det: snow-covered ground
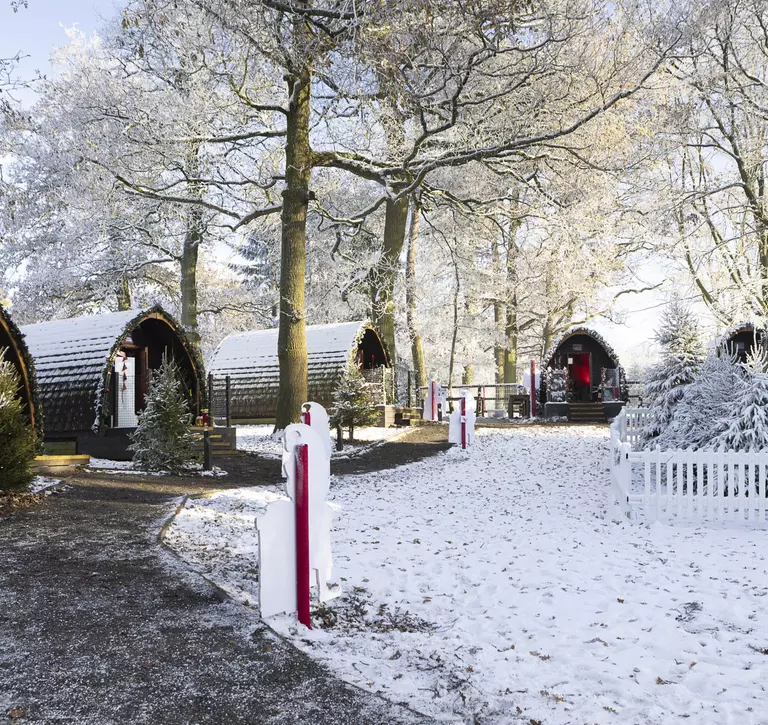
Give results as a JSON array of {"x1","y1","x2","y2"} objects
[
  {"x1": 236, "y1": 424, "x2": 408, "y2": 459},
  {"x1": 165, "y1": 426, "x2": 768, "y2": 724}
]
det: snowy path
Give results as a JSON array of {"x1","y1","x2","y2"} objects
[{"x1": 168, "y1": 426, "x2": 768, "y2": 724}]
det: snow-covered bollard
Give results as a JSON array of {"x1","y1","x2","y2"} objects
[
  {"x1": 449, "y1": 389, "x2": 476, "y2": 449},
  {"x1": 257, "y1": 423, "x2": 340, "y2": 627},
  {"x1": 300, "y1": 401, "x2": 332, "y2": 460},
  {"x1": 422, "y1": 379, "x2": 447, "y2": 421}
]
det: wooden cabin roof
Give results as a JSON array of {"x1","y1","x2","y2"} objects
[
  {"x1": 208, "y1": 321, "x2": 389, "y2": 418},
  {"x1": 543, "y1": 327, "x2": 621, "y2": 370},
  {"x1": 209, "y1": 320, "x2": 387, "y2": 381},
  {"x1": 0, "y1": 304, "x2": 39, "y2": 432},
  {"x1": 21, "y1": 307, "x2": 200, "y2": 435}
]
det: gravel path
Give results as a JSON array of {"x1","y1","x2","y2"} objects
[{"x1": 0, "y1": 426, "x2": 448, "y2": 724}]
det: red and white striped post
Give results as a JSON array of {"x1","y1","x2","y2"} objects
[
  {"x1": 431, "y1": 380, "x2": 438, "y2": 421},
  {"x1": 301, "y1": 407, "x2": 311, "y2": 426},
  {"x1": 461, "y1": 395, "x2": 467, "y2": 450},
  {"x1": 294, "y1": 443, "x2": 311, "y2": 629},
  {"x1": 530, "y1": 360, "x2": 536, "y2": 419}
]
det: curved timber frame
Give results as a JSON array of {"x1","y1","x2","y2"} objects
[{"x1": 0, "y1": 304, "x2": 39, "y2": 432}]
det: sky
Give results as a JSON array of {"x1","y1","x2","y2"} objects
[
  {"x1": 0, "y1": 0, "x2": 709, "y2": 368},
  {"x1": 1, "y1": 0, "x2": 115, "y2": 103}
]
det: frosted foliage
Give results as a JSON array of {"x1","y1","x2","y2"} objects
[
  {"x1": 655, "y1": 353, "x2": 744, "y2": 451},
  {"x1": 713, "y1": 363, "x2": 768, "y2": 451},
  {"x1": 330, "y1": 363, "x2": 377, "y2": 440},
  {"x1": 639, "y1": 302, "x2": 704, "y2": 448},
  {"x1": 128, "y1": 357, "x2": 198, "y2": 473},
  {"x1": 0, "y1": 350, "x2": 35, "y2": 490}
]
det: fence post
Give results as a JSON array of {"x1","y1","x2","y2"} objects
[
  {"x1": 203, "y1": 429, "x2": 212, "y2": 471},
  {"x1": 225, "y1": 375, "x2": 231, "y2": 428},
  {"x1": 461, "y1": 395, "x2": 467, "y2": 450},
  {"x1": 207, "y1": 372, "x2": 215, "y2": 427},
  {"x1": 295, "y1": 443, "x2": 311, "y2": 629},
  {"x1": 530, "y1": 360, "x2": 536, "y2": 418}
]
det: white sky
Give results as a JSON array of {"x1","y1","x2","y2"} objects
[{"x1": 2, "y1": 0, "x2": 713, "y2": 368}]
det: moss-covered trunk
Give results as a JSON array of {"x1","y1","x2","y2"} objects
[
  {"x1": 504, "y1": 219, "x2": 520, "y2": 385},
  {"x1": 371, "y1": 194, "x2": 409, "y2": 368},
  {"x1": 405, "y1": 196, "x2": 426, "y2": 388},
  {"x1": 116, "y1": 278, "x2": 132, "y2": 311},
  {"x1": 275, "y1": 64, "x2": 312, "y2": 430}
]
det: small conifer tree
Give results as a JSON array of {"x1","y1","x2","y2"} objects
[
  {"x1": 330, "y1": 363, "x2": 378, "y2": 442},
  {"x1": 639, "y1": 300, "x2": 704, "y2": 448},
  {"x1": 0, "y1": 350, "x2": 35, "y2": 490},
  {"x1": 129, "y1": 355, "x2": 198, "y2": 472}
]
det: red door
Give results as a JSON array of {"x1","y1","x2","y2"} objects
[{"x1": 568, "y1": 353, "x2": 591, "y2": 401}]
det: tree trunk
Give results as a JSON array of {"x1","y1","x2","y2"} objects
[
  {"x1": 275, "y1": 64, "x2": 312, "y2": 431},
  {"x1": 371, "y1": 194, "x2": 409, "y2": 369},
  {"x1": 180, "y1": 205, "x2": 202, "y2": 350},
  {"x1": 116, "y1": 278, "x2": 131, "y2": 311},
  {"x1": 491, "y1": 237, "x2": 506, "y2": 384},
  {"x1": 180, "y1": 142, "x2": 203, "y2": 351},
  {"x1": 448, "y1": 251, "x2": 460, "y2": 401},
  {"x1": 504, "y1": 220, "x2": 520, "y2": 384},
  {"x1": 405, "y1": 196, "x2": 426, "y2": 387}
]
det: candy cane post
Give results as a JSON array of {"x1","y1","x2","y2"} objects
[
  {"x1": 530, "y1": 360, "x2": 537, "y2": 418},
  {"x1": 294, "y1": 442, "x2": 311, "y2": 627},
  {"x1": 301, "y1": 401, "x2": 332, "y2": 460},
  {"x1": 422, "y1": 380, "x2": 447, "y2": 422},
  {"x1": 449, "y1": 389, "x2": 476, "y2": 449},
  {"x1": 256, "y1": 421, "x2": 340, "y2": 626}
]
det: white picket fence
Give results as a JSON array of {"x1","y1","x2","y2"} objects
[{"x1": 609, "y1": 408, "x2": 768, "y2": 523}]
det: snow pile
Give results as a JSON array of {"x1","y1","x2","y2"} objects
[
  {"x1": 166, "y1": 426, "x2": 768, "y2": 724},
  {"x1": 236, "y1": 424, "x2": 406, "y2": 459},
  {"x1": 28, "y1": 476, "x2": 62, "y2": 493}
]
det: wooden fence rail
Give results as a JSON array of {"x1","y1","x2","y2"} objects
[{"x1": 609, "y1": 408, "x2": 768, "y2": 523}]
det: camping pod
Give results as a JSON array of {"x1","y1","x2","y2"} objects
[
  {"x1": 0, "y1": 304, "x2": 39, "y2": 433},
  {"x1": 21, "y1": 307, "x2": 203, "y2": 459},
  {"x1": 719, "y1": 322, "x2": 764, "y2": 363},
  {"x1": 540, "y1": 327, "x2": 627, "y2": 422},
  {"x1": 208, "y1": 321, "x2": 391, "y2": 421}
]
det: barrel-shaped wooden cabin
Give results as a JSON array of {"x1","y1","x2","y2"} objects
[
  {"x1": 0, "y1": 304, "x2": 39, "y2": 433},
  {"x1": 720, "y1": 322, "x2": 763, "y2": 363},
  {"x1": 540, "y1": 327, "x2": 627, "y2": 421},
  {"x1": 208, "y1": 321, "x2": 391, "y2": 421},
  {"x1": 21, "y1": 307, "x2": 202, "y2": 458}
]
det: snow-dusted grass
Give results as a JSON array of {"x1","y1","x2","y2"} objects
[
  {"x1": 236, "y1": 424, "x2": 408, "y2": 459},
  {"x1": 165, "y1": 426, "x2": 768, "y2": 724},
  {"x1": 86, "y1": 458, "x2": 227, "y2": 477}
]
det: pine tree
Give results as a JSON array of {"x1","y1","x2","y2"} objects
[
  {"x1": 713, "y1": 350, "x2": 768, "y2": 451},
  {"x1": 0, "y1": 350, "x2": 36, "y2": 490},
  {"x1": 656, "y1": 351, "x2": 745, "y2": 450},
  {"x1": 330, "y1": 363, "x2": 378, "y2": 442},
  {"x1": 639, "y1": 300, "x2": 705, "y2": 448},
  {"x1": 129, "y1": 356, "x2": 198, "y2": 473}
]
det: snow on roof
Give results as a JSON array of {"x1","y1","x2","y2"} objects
[
  {"x1": 543, "y1": 326, "x2": 621, "y2": 369},
  {"x1": 209, "y1": 321, "x2": 384, "y2": 418},
  {"x1": 20, "y1": 307, "x2": 190, "y2": 435},
  {"x1": 210, "y1": 320, "x2": 369, "y2": 375}
]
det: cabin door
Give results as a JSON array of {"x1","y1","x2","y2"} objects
[
  {"x1": 567, "y1": 353, "x2": 591, "y2": 402},
  {"x1": 114, "y1": 353, "x2": 139, "y2": 428}
]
